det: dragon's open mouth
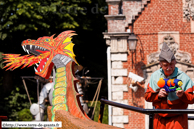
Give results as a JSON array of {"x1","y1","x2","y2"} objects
[
  {"x1": 22, "y1": 45, "x2": 49, "y2": 55},
  {"x1": 35, "y1": 55, "x2": 49, "y2": 73},
  {"x1": 22, "y1": 45, "x2": 51, "y2": 73},
  {"x1": 21, "y1": 44, "x2": 54, "y2": 79}
]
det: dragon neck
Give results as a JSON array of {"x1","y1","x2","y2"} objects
[{"x1": 51, "y1": 55, "x2": 89, "y2": 121}]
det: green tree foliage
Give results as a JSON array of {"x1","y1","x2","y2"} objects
[
  {"x1": 88, "y1": 101, "x2": 108, "y2": 124},
  {"x1": 0, "y1": 86, "x2": 33, "y2": 121},
  {"x1": 18, "y1": 109, "x2": 33, "y2": 121},
  {"x1": 0, "y1": 0, "x2": 91, "y2": 40}
]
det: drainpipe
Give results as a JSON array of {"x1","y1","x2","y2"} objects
[{"x1": 107, "y1": 47, "x2": 112, "y2": 125}]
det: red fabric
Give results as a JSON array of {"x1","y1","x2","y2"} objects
[
  {"x1": 145, "y1": 84, "x2": 161, "y2": 103},
  {"x1": 154, "y1": 114, "x2": 188, "y2": 129},
  {"x1": 179, "y1": 86, "x2": 194, "y2": 104},
  {"x1": 145, "y1": 84, "x2": 194, "y2": 129}
]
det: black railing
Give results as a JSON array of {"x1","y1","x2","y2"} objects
[{"x1": 100, "y1": 98, "x2": 194, "y2": 129}]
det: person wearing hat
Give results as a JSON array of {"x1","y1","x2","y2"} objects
[{"x1": 145, "y1": 43, "x2": 194, "y2": 129}]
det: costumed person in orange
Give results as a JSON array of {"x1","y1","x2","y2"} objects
[{"x1": 145, "y1": 43, "x2": 194, "y2": 129}]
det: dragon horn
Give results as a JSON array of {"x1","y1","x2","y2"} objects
[
  {"x1": 56, "y1": 30, "x2": 75, "y2": 38},
  {"x1": 50, "y1": 34, "x2": 55, "y2": 39}
]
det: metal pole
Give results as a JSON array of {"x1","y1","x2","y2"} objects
[
  {"x1": 22, "y1": 79, "x2": 32, "y2": 105},
  {"x1": 188, "y1": 116, "x2": 194, "y2": 120},
  {"x1": 100, "y1": 98, "x2": 194, "y2": 114},
  {"x1": 91, "y1": 79, "x2": 102, "y2": 120},
  {"x1": 100, "y1": 98, "x2": 194, "y2": 129},
  {"x1": 149, "y1": 113, "x2": 154, "y2": 129}
]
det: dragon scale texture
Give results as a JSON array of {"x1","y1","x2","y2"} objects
[{"x1": 52, "y1": 66, "x2": 68, "y2": 121}]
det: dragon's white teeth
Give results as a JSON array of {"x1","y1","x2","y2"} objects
[
  {"x1": 40, "y1": 69, "x2": 42, "y2": 71},
  {"x1": 22, "y1": 46, "x2": 26, "y2": 52},
  {"x1": 30, "y1": 45, "x2": 32, "y2": 49},
  {"x1": 34, "y1": 67, "x2": 38, "y2": 72},
  {"x1": 26, "y1": 50, "x2": 29, "y2": 54},
  {"x1": 47, "y1": 58, "x2": 49, "y2": 61},
  {"x1": 35, "y1": 63, "x2": 39, "y2": 67},
  {"x1": 34, "y1": 46, "x2": 46, "y2": 51}
]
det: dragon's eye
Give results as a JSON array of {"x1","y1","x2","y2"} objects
[
  {"x1": 45, "y1": 39, "x2": 51, "y2": 42},
  {"x1": 27, "y1": 39, "x2": 31, "y2": 41}
]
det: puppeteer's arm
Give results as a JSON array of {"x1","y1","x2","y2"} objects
[
  {"x1": 145, "y1": 83, "x2": 161, "y2": 102},
  {"x1": 179, "y1": 86, "x2": 194, "y2": 104}
]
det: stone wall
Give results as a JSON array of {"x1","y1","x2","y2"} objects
[{"x1": 104, "y1": 32, "x2": 130, "y2": 128}]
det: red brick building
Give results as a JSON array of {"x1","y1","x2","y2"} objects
[{"x1": 103, "y1": 0, "x2": 194, "y2": 128}]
